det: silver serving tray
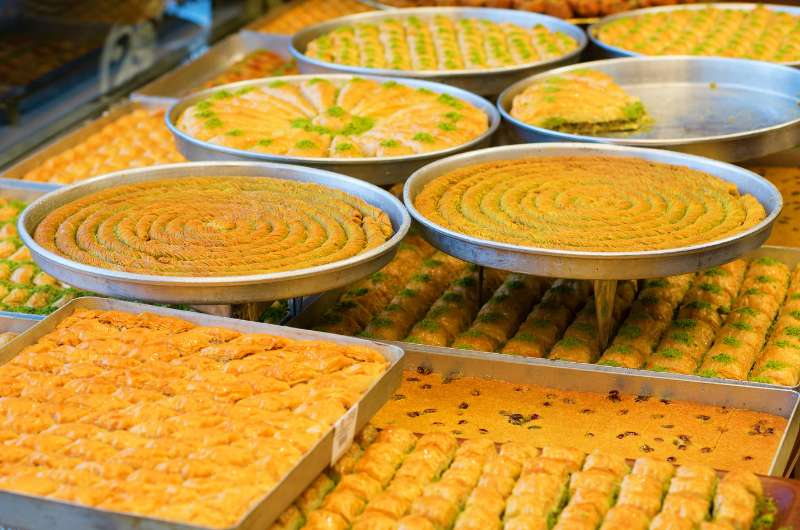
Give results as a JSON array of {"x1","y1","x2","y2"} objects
[
  {"x1": 165, "y1": 74, "x2": 500, "y2": 185},
  {"x1": 403, "y1": 143, "x2": 782, "y2": 279},
  {"x1": 588, "y1": 3, "x2": 800, "y2": 68},
  {"x1": 288, "y1": 282, "x2": 800, "y2": 476},
  {"x1": 17, "y1": 162, "x2": 411, "y2": 305},
  {"x1": 0, "y1": 99, "x2": 164, "y2": 182},
  {"x1": 133, "y1": 31, "x2": 294, "y2": 103},
  {"x1": 0, "y1": 297, "x2": 404, "y2": 530},
  {"x1": 497, "y1": 56, "x2": 800, "y2": 163},
  {"x1": 289, "y1": 7, "x2": 587, "y2": 96}
]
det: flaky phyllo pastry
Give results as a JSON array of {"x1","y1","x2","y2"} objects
[
  {"x1": 414, "y1": 156, "x2": 766, "y2": 252},
  {"x1": 0, "y1": 309, "x2": 388, "y2": 528},
  {"x1": 177, "y1": 77, "x2": 489, "y2": 159},
  {"x1": 305, "y1": 15, "x2": 578, "y2": 71},
  {"x1": 510, "y1": 70, "x2": 649, "y2": 135},
  {"x1": 33, "y1": 176, "x2": 393, "y2": 276}
]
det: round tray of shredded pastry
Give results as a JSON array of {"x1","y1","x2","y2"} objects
[
  {"x1": 404, "y1": 143, "x2": 782, "y2": 279},
  {"x1": 19, "y1": 162, "x2": 410, "y2": 304}
]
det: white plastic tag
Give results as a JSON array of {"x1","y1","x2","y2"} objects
[{"x1": 331, "y1": 403, "x2": 359, "y2": 465}]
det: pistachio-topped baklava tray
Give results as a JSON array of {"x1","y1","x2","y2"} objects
[
  {"x1": 497, "y1": 57, "x2": 800, "y2": 163},
  {"x1": 0, "y1": 297, "x2": 404, "y2": 530},
  {"x1": 290, "y1": 7, "x2": 587, "y2": 96}
]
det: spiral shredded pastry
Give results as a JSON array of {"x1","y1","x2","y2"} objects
[
  {"x1": 34, "y1": 176, "x2": 393, "y2": 276},
  {"x1": 414, "y1": 156, "x2": 766, "y2": 252},
  {"x1": 595, "y1": 6, "x2": 800, "y2": 63}
]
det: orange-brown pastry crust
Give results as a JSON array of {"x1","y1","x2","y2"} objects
[
  {"x1": 0, "y1": 308, "x2": 387, "y2": 528},
  {"x1": 372, "y1": 371, "x2": 785, "y2": 474},
  {"x1": 414, "y1": 157, "x2": 766, "y2": 252},
  {"x1": 201, "y1": 50, "x2": 298, "y2": 89},
  {"x1": 33, "y1": 176, "x2": 393, "y2": 277},
  {"x1": 20, "y1": 108, "x2": 184, "y2": 185}
]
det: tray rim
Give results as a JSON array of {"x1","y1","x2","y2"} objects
[
  {"x1": 17, "y1": 161, "x2": 410, "y2": 287},
  {"x1": 588, "y1": 2, "x2": 800, "y2": 68},
  {"x1": 402, "y1": 142, "x2": 782, "y2": 268},
  {"x1": 165, "y1": 73, "x2": 500, "y2": 166},
  {"x1": 496, "y1": 55, "x2": 800, "y2": 148},
  {"x1": 0, "y1": 296, "x2": 405, "y2": 530},
  {"x1": 288, "y1": 6, "x2": 588, "y2": 79}
]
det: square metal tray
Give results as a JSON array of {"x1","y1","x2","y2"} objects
[
  {"x1": 0, "y1": 297, "x2": 404, "y2": 530},
  {"x1": 132, "y1": 31, "x2": 294, "y2": 103}
]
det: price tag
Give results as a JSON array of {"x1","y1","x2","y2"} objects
[{"x1": 331, "y1": 403, "x2": 358, "y2": 465}]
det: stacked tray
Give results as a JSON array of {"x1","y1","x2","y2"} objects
[
  {"x1": 289, "y1": 7, "x2": 588, "y2": 96},
  {"x1": 0, "y1": 297, "x2": 404, "y2": 530},
  {"x1": 18, "y1": 161, "x2": 410, "y2": 305}
]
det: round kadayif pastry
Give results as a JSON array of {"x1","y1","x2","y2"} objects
[
  {"x1": 33, "y1": 176, "x2": 393, "y2": 276},
  {"x1": 176, "y1": 77, "x2": 489, "y2": 158},
  {"x1": 413, "y1": 156, "x2": 766, "y2": 252}
]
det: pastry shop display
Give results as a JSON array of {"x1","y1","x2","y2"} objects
[
  {"x1": 300, "y1": 234, "x2": 800, "y2": 386},
  {"x1": 33, "y1": 176, "x2": 393, "y2": 276},
  {"x1": 302, "y1": 15, "x2": 578, "y2": 71},
  {"x1": 591, "y1": 4, "x2": 800, "y2": 64},
  {"x1": 0, "y1": 307, "x2": 391, "y2": 528},
  {"x1": 173, "y1": 76, "x2": 491, "y2": 160},
  {"x1": 375, "y1": 371, "x2": 787, "y2": 473},
  {"x1": 270, "y1": 426, "x2": 780, "y2": 530},
  {"x1": 509, "y1": 69, "x2": 649, "y2": 135},
  {"x1": 0, "y1": 197, "x2": 84, "y2": 314},
  {"x1": 199, "y1": 50, "x2": 299, "y2": 90},
  {"x1": 16, "y1": 107, "x2": 184, "y2": 185},
  {"x1": 412, "y1": 156, "x2": 765, "y2": 252},
  {"x1": 250, "y1": 0, "x2": 371, "y2": 35}
]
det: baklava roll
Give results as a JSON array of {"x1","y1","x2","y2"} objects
[
  {"x1": 304, "y1": 510, "x2": 350, "y2": 530},
  {"x1": 660, "y1": 493, "x2": 711, "y2": 525},
  {"x1": 582, "y1": 451, "x2": 630, "y2": 480},
  {"x1": 569, "y1": 470, "x2": 618, "y2": 499},
  {"x1": 363, "y1": 253, "x2": 467, "y2": 340},
  {"x1": 503, "y1": 515, "x2": 549, "y2": 530},
  {"x1": 379, "y1": 19, "x2": 412, "y2": 71},
  {"x1": 549, "y1": 300, "x2": 602, "y2": 364},
  {"x1": 351, "y1": 513, "x2": 400, "y2": 530},
  {"x1": 502, "y1": 280, "x2": 590, "y2": 358},
  {"x1": 297, "y1": 473, "x2": 336, "y2": 516},
  {"x1": 457, "y1": 18, "x2": 487, "y2": 69},
  {"x1": 453, "y1": 274, "x2": 546, "y2": 352},
  {"x1": 631, "y1": 458, "x2": 674, "y2": 487},
  {"x1": 406, "y1": 16, "x2": 436, "y2": 70},
  {"x1": 503, "y1": 22, "x2": 539, "y2": 65},
  {"x1": 599, "y1": 505, "x2": 651, "y2": 530},
  {"x1": 648, "y1": 513, "x2": 696, "y2": 530},
  {"x1": 321, "y1": 489, "x2": 367, "y2": 523},
  {"x1": 616, "y1": 474, "x2": 664, "y2": 517},
  {"x1": 354, "y1": 23, "x2": 386, "y2": 70},
  {"x1": 552, "y1": 503, "x2": 603, "y2": 530},
  {"x1": 430, "y1": 15, "x2": 464, "y2": 70}
]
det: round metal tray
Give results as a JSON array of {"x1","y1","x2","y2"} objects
[
  {"x1": 289, "y1": 7, "x2": 588, "y2": 96},
  {"x1": 18, "y1": 162, "x2": 411, "y2": 305},
  {"x1": 355, "y1": 0, "x2": 600, "y2": 23},
  {"x1": 497, "y1": 57, "x2": 800, "y2": 163},
  {"x1": 166, "y1": 74, "x2": 500, "y2": 186},
  {"x1": 403, "y1": 143, "x2": 782, "y2": 280},
  {"x1": 588, "y1": 3, "x2": 800, "y2": 68}
]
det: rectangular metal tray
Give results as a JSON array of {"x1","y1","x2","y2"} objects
[
  {"x1": 0, "y1": 296, "x2": 404, "y2": 530},
  {"x1": 133, "y1": 31, "x2": 294, "y2": 103},
  {"x1": 291, "y1": 245, "x2": 800, "y2": 390},
  {"x1": 0, "y1": 98, "x2": 165, "y2": 181},
  {"x1": 0, "y1": 312, "x2": 41, "y2": 333}
]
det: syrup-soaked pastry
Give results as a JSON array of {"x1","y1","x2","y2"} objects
[
  {"x1": 502, "y1": 280, "x2": 591, "y2": 357},
  {"x1": 631, "y1": 458, "x2": 674, "y2": 487},
  {"x1": 200, "y1": 50, "x2": 298, "y2": 89},
  {"x1": 305, "y1": 15, "x2": 578, "y2": 71},
  {"x1": 510, "y1": 70, "x2": 649, "y2": 135},
  {"x1": 649, "y1": 513, "x2": 696, "y2": 530},
  {"x1": 582, "y1": 451, "x2": 630, "y2": 480},
  {"x1": 34, "y1": 177, "x2": 394, "y2": 277},
  {"x1": 406, "y1": 267, "x2": 503, "y2": 346},
  {"x1": 414, "y1": 158, "x2": 766, "y2": 252},
  {"x1": 600, "y1": 505, "x2": 651, "y2": 530},
  {"x1": 712, "y1": 471, "x2": 760, "y2": 530},
  {"x1": 699, "y1": 258, "x2": 789, "y2": 380},
  {"x1": 616, "y1": 474, "x2": 664, "y2": 518},
  {"x1": 177, "y1": 77, "x2": 489, "y2": 159},
  {"x1": 315, "y1": 235, "x2": 434, "y2": 335},
  {"x1": 453, "y1": 274, "x2": 547, "y2": 352},
  {"x1": 595, "y1": 6, "x2": 800, "y2": 63},
  {"x1": 362, "y1": 253, "x2": 467, "y2": 340},
  {"x1": 21, "y1": 108, "x2": 184, "y2": 185},
  {"x1": 0, "y1": 309, "x2": 388, "y2": 529},
  {"x1": 553, "y1": 502, "x2": 603, "y2": 530}
]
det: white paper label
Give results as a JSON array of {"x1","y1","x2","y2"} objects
[{"x1": 331, "y1": 403, "x2": 359, "y2": 465}]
